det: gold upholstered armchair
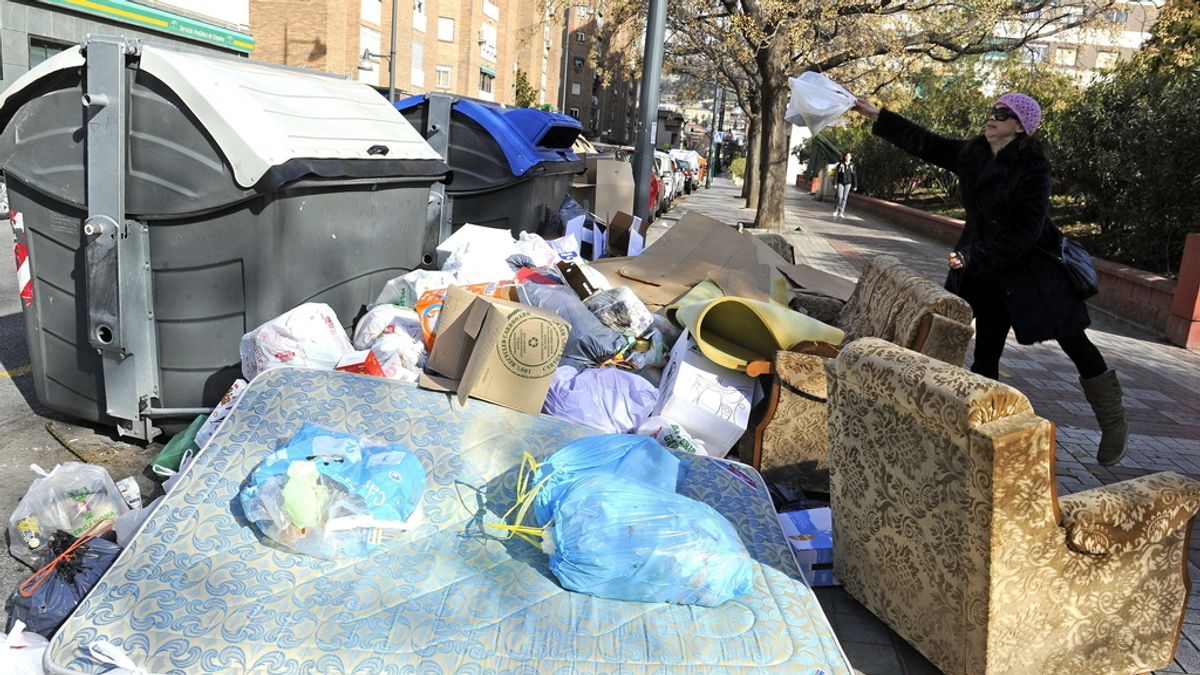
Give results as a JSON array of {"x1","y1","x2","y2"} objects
[
  {"x1": 747, "y1": 255, "x2": 974, "y2": 492},
  {"x1": 827, "y1": 338, "x2": 1200, "y2": 674}
]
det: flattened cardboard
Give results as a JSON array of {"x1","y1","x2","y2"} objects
[
  {"x1": 605, "y1": 212, "x2": 790, "y2": 308},
  {"x1": 420, "y1": 287, "x2": 570, "y2": 414},
  {"x1": 777, "y1": 263, "x2": 855, "y2": 302}
]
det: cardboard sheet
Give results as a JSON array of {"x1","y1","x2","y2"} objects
[{"x1": 594, "y1": 212, "x2": 791, "y2": 309}]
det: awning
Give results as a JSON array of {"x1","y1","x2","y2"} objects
[
  {"x1": 479, "y1": 65, "x2": 497, "y2": 77},
  {"x1": 36, "y1": 0, "x2": 255, "y2": 53}
]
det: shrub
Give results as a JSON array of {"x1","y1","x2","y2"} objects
[{"x1": 729, "y1": 156, "x2": 746, "y2": 180}]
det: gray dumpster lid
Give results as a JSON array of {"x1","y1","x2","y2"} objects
[{"x1": 0, "y1": 44, "x2": 446, "y2": 190}]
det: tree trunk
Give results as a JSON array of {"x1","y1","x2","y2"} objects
[
  {"x1": 753, "y1": 72, "x2": 789, "y2": 230},
  {"x1": 743, "y1": 116, "x2": 761, "y2": 207}
]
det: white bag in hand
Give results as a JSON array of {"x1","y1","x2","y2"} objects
[
  {"x1": 239, "y1": 303, "x2": 353, "y2": 380},
  {"x1": 785, "y1": 72, "x2": 856, "y2": 134}
]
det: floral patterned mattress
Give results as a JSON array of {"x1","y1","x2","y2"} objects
[{"x1": 46, "y1": 368, "x2": 849, "y2": 674}]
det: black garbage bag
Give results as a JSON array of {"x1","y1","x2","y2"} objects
[
  {"x1": 522, "y1": 284, "x2": 648, "y2": 370},
  {"x1": 6, "y1": 530, "x2": 121, "y2": 638}
]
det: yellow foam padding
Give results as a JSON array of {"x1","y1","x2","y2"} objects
[{"x1": 676, "y1": 297, "x2": 845, "y2": 370}]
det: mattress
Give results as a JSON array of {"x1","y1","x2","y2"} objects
[{"x1": 46, "y1": 368, "x2": 850, "y2": 673}]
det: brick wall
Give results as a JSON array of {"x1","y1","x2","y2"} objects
[{"x1": 847, "y1": 193, "x2": 1189, "y2": 342}]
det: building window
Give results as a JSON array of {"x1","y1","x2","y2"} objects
[
  {"x1": 1026, "y1": 44, "x2": 1049, "y2": 63},
  {"x1": 1055, "y1": 46, "x2": 1078, "y2": 66},
  {"x1": 572, "y1": 56, "x2": 584, "y2": 69},
  {"x1": 436, "y1": 65, "x2": 452, "y2": 88},
  {"x1": 571, "y1": 81, "x2": 581, "y2": 95},
  {"x1": 361, "y1": 0, "x2": 381, "y2": 24},
  {"x1": 568, "y1": 107, "x2": 580, "y2": 119},
  {"x1": 1095, "y1": 51, "x2": 1119, "y2": 70},
  {"x1": 483, "y1": 0, "x2": 500, "y2": 21},
  {"x1": 479, "y1": 69, "x2": 495, "y2": 93},
  {"x1": 411, "y1": 42, "x2": 424, "y2": 87},
  {"x1": 1106, "y1": 9, "x2": 1130, "y2": 23},
  {"x1": 413, "y1": 0, "x2": 426, "y2": 31},
  {"x1": 575, "y1": 31, "x2": 586, "y2": 43},
  {"x1": 356, "y1": 27, "x2": 381, "y2": 82},
  {"x1": 28, "y1": 37, "x2": 70, "y2": 69},
  {"x1": 437, "y1": 17, "x2": 455, "y2": 42}
]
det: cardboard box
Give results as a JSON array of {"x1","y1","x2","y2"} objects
[
  {"x1": 415, "y1": 280, "x2": 516, "y2": 350},
  {"x1": 777, "y1": 507, "x2": 839, "y2": 587},
  {"x1": 605, "y1": 211, "x2": 647, "y2": 258},
  {"x1": 652, "y1": 329, "x2": 759, "y2": 457},
  {"x1": 420, "y1": 285, "x2": 570, "y2": 414},
  {"x1": 571, "y1": 157, "x2": 634, "y2": 227},
  {"x1": 335, "y1": 350, "x2": 384, "y2": 377}
]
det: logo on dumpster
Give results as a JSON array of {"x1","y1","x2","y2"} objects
[{"x1": 497, "y1": 312, "x2": 566, "y2": 379}]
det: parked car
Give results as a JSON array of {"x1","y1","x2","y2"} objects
[
  {"x1": 672, "y1": 158, "x2": 688, "y2": 197},
  {"x1": 654, "y1": 151, "x2": 675, "y2": 214}
]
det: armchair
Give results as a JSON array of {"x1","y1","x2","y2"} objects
[
  {"x1": 827, "y1": 337, "x2": 1200, "y2": 674},
  {"x1": 748, "y1": 255, "x2": 974, "y2": 492}
]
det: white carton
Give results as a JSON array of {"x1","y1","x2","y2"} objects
[{"x1": 652, "y1": 329, "x2": 758, "y2": 457}]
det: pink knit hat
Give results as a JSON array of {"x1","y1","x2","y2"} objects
[{"x1": 994, "y1": 93, "x2": 1041, "y2": 135}]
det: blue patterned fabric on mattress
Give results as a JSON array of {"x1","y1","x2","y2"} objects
[{"x1": 46, "y1": 368, "x2": 849, "y2": 674}]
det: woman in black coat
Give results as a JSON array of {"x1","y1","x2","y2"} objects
[{"x1": 851, "y1": 93, "x2": 1128, "y2": 465}]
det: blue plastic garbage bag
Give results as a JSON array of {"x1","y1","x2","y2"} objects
[
  {"x1": 542, "y1": 366, "x2": 659, "y2": 434},
  {"x1": 5, "y1": 532, "x2": 120, "y2": 638},
  {"x1": 239, "y1": 424, "x2": 426, "y2": 559},
  {"x1": 522, "y1": 283, "x2": 648, "y2": 370},
  {"x1": 530, "y1": 433, "x2": 679, "y2": 526},
  {"x1": 545, "y1": 474, "x2": 755, "y2": 606}
]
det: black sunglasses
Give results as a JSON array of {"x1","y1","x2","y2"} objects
[{"x1": 987, "y1": 106, "x2": 1018, "y2": 122}]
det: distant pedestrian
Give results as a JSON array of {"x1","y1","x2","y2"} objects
[
  {"x1": 850, "y1": 93, "x2": 1128, "y2": 465},
  {"x1": 832, "y1": 152, "x2": 857, "y2": 218}
]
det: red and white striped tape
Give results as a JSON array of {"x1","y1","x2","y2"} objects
[{"x1": 10, "y1": 212, "x2": 32, "y2": 307}]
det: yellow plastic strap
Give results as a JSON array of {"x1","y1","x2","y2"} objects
[{"x1": 488, "y1": 452, "x2": 551, "y2": 546}]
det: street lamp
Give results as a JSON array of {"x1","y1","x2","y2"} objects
[{"x1": 356, "y1": 0, "x2": 399, "y2": 103}]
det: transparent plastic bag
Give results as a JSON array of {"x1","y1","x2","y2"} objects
[
  {"x1": 239, "y1": 424, "x2": 426, "y2": 559},
  {"x1": 784, "y1": 72, "x2": 856, "y2": 134},
  {"x1": 8, "y1": 464, "x2": 129, "y2": 568},
  {"x1": 583, "y1": 287, "x2": 655, "y2": 336},
  {"x1": 542, "y1": 367, "x2": 659, "y2": 435},
  {"x1": 239, "y1": 303, "x2": 353, "y2": 380},
  {"x1": 544, "y1": 474, "x2": 755, "y2": 606},
  {"x1": 530, "y1": 433, "x2": 679, "y2": 527}
]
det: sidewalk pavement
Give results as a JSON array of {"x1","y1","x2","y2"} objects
[{"x1": 655, "y1": 178, "x2": 1200, "y2": 675}]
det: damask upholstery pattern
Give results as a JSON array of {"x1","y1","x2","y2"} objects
[
  {"x1": 47, "y1": 368, "x2": 851, "y2": 674},
  {"x1": 827, "y1": 338, "x2": 1200, "y2": 674},
  {"x1": 756, "y1": 256, "x2": 974, "y2": 492}
]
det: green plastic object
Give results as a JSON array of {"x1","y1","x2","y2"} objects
[
  {"x1": 281, "y1": 461, "x2": 328, "y2": 530},
  {"x1": 151, "y1": 414, "x2": 207, "y2": 475}
]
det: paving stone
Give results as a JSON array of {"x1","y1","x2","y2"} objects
[{"x1": 840, "y1": 640, "x2": 905, "y2": 674}]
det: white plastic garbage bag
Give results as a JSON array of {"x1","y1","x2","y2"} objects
[
  {"x1": 351, "y1": 304, "x2": 426, "y2": 381},
  {"x1": 515, "y1": 232, "x2": 561, "y2": 268},
  {"x1": 785, "y1": 72, "x2": 856, "y2": 134},
  {"x1": 437, "y1": 224, "x2": 519, "y2": 283},
  {"x1": 239, "y1": 303, "x2": 353, "y2": 380},
  {"x1": 0, "y1": 620, "x2": 49, "y2": 675},
  {"x1": 353, "y1": 305, "x2": 422, "y2": 350},
  {"x1": 374, "y1": 270, "x2": 457, "y2": 308},
  {"x1": 542, "y1": 366, "x2": 660, "y2": 433},
  {"x1": 8, "y1": 463, "x2": 129, "y2": 567}
]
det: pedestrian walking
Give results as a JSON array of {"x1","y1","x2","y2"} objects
[
  {"x1": 832, "y1": 152, "x2": 857, "y2": 218},
  {"x1": 850, "y1": 93, "x2": 1128, "y2": 465}
]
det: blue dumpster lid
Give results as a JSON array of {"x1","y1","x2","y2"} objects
[{"x1": 396, "y1": 94, "x2": 582, "y2": 178}]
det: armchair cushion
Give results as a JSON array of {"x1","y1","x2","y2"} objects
[
  {"x1": 836, "y1": 256, "x2": 972, "y2": 351},
  {"x1": 775, "y1": 350, "x2": 829, "y2": 401},
  {"x1": 1060, "y1": 472, "x2": 1200, "y2": 556}
]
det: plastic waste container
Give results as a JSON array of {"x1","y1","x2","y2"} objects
[
  {"x1": 396, "y1": 93, "x2": 583, "y2": 237},
  {"x1": 0, "y1": 36, "x2": 449, "y2": 439}
]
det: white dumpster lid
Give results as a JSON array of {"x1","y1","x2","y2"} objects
[
  {"x1": 138, "y1": 45, "x2": 444, "y2": 188},
  {"x1": 0, "y1": 44, "x2": 445, "y2": 190}
]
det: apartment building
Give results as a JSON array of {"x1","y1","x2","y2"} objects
[
  {"x1": 0, "y1": 0, "x2": 254, "y2": 92},
  {"x1": 1016, "y1": 0, "x2": 1165, "y2": 84},
  {"x1": 557, "y1": 1, "x2": 636, "y2": 144},
  {"x1": 250, "y1": 0, "x2": 562, "y2": 106}
]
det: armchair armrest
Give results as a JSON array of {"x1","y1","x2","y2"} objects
[
  {"x1": 775, "y1": 350, "x2": 830, "y2": 401},
  {"x1": 1059, "y1": 471, "x2": 1200, "y2": 556}
]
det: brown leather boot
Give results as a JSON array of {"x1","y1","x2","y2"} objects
[{"x1": 1080, "y1": 370, "x2": 1128, "y2": 466}]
